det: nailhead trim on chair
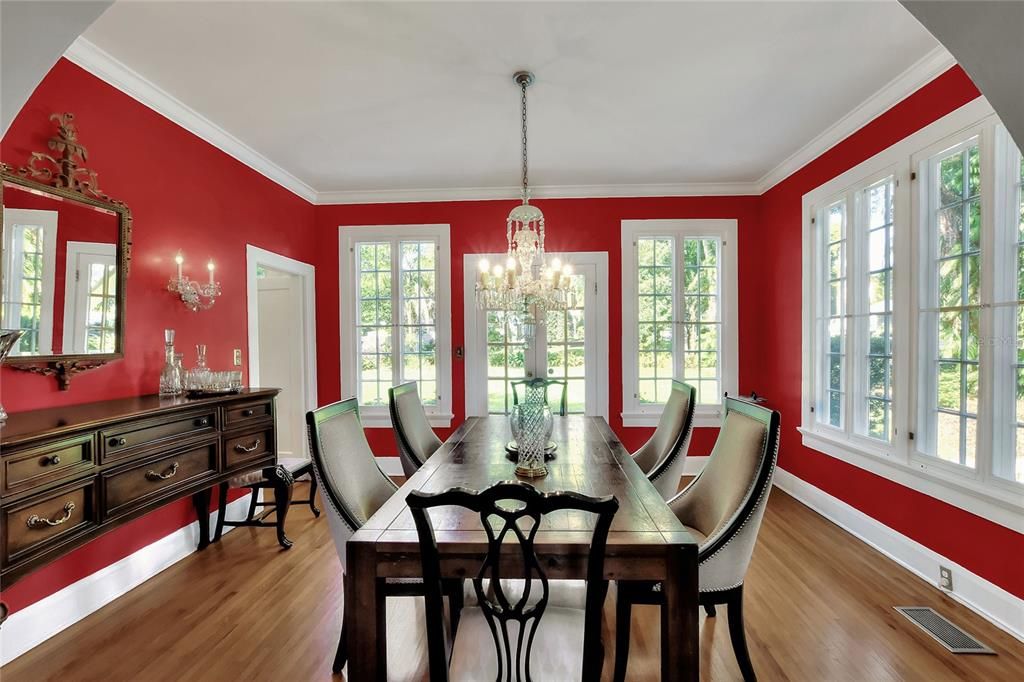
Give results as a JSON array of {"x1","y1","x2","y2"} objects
[{"x1": 698, "y1": 427, "x2": 780, "y2": 592}]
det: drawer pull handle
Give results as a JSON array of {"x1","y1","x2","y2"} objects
[
  {"x1": 234, "y1": 439, "x2": 262, "y2": 454},
  {"x1": 110, "y1": 437, "x2": 127, "y2": 447},
  {"x1": 241, "y1": 409, "x2": 255, "y2": 417},
  {"x1": 145, "y1": 462, "x2": 180, "y2": 481},
  {"x1": 26, "y1": 502, "x2": 76, "y2": 529},
  {"x1": 42, "y1": 455, "x2": 61, "y2": 466},
  {"x1": 195, "y1": 417, "x2": 210, "y2": 427}
]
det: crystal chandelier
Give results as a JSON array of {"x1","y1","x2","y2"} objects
[{"x1": 475, "y1": 71, "x2": 574, "y2": 345}]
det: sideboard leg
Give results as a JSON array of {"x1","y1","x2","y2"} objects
[
  {"x1": 212, "y1": 482, "x2": 229, "y2": 542},
  {"x1": 193, "y1": 488, "x2": 212, "y2": 550}
]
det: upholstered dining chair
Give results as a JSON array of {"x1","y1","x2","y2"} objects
[
  {"x1": 306, "y1": 398, "x2": 462, "y2": 674},
  {"x1": 408, "y1": 480, "x2": 618, "y2": 681},
  {"x1": 630, "y1": 379, "x2": 696, "y2": 499},
  {"x1": 614, "y1": 397, "x2": 781, "y2": 682},
  {"x1": 389, "y1": 381, "x2": 443, "y2": 477}
]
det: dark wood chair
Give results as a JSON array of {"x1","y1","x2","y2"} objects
[
  {"x1": 407, "y1": 480, "x2": 618, "y2": 681},
  {"x1": 614, "y1": 397, "x2": 781, "y2": 682},
  {"x1": 389, "y1": 381, "x2": 443, "y2": 477},
  {"x1": 306, "y1": 398, "x2": 463, "y2": 674},
  {"x1": 511, "y1": 377, "x2": 569, "y2": 416},
  {"x1": 212, "y1": 456, "x2": 319, "y2": 550}
]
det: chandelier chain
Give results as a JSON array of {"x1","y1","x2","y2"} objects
[{"x1": 521, "y1": 79, "x2": 528, "y2": 193}]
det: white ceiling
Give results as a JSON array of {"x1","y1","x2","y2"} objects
[{"x1": 77, "y1": 1, "x2": 943, "y2": 202}]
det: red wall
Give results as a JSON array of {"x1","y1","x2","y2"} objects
[
  {"x1": 753, "y1": 65, "x2": 1024, "y2": 600},
  {"x1": 0, "y1": 59, "x2": 316, "y2": 613},
  {"x1": 313, "y1": 196, "x2": 762, "y2": 457},
  {"x1": 3, "y1": 57, "x2": 1021, "y2": 619}
]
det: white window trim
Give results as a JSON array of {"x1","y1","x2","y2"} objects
[
  {"x1": 62, "y1": 241, "x2": 117, "y2": 354},
  {"x1": 800, "y1": 96, "x2": 1024, "y2": 531},
  {"x1": 338, "y1": 224, "x2": 453, "y2": 428},
  {"x1": 2, "y1": 207, "x2": 57, "y2": 356},
  {"x1": 621, "y1": 219, "x2": 739, "y2": 428},
  {"x1": 462, "y1": 251, "x2": 610, "y2": 420}
]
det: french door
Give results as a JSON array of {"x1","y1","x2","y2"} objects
[{"x1": 465, "y1": 252, "x2": 608, "y2": 417}]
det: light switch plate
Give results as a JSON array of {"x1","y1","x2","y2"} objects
[{"x1": 233, "y1": 349, "x2": 242, "y2": 366}]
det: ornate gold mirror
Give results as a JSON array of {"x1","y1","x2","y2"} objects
[{"x1": 1, "y1": 113, "x2": 132, "y2": 389}]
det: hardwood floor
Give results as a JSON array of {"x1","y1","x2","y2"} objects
[{"x1": 3, "y1": 482, "x2": 1022, "y2": 681}]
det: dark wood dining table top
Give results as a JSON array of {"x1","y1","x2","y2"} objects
[{"x1": 353, "y1": 415, "x2": 698, "y2": 578}]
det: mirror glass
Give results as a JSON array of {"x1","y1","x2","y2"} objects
[{"x1": 2, "y1": 181, "x2": 120, "y2": 357}]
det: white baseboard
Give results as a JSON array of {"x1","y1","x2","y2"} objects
[
  {"x1": 773, "y1": 467, "x2": 1024, "y2": 643},
  {"x1": 0, "y1": 494, "x2": 254, "y2": 665}
]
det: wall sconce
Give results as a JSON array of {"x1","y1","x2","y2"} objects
[{"x1": 167, "y1": 250, "x2": 221, "y2": 311}]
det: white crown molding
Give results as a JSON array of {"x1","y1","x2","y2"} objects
[
  {"x1": 315, "y1": 182, "x2": 759, "y2": 205},
  {"x1": 62, "y1": 37, "x2": 318, "y2": 203},
  {"x1": 755, "y1": 45, "x2": 957, "y2": 193},
  {"x1": 64, "y1": 36, "x2": 955, "y2": 205}
]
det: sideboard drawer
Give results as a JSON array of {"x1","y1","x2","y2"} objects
[
  {"x1": 4, "y1": 479, "x2": 96, "y2": 564},
  {"x1": 100, "y1": 409, "x2": 217, "y2": 463},
  {"x1": 223, "y1": 399, "x2": 273, "y2": 429},
  {"x1": 103, "y1": 441, "x2": 219, "y2": 518},
  {"x1": 225, "y1": 429, "x2": 273, "y2": 470},
  {"x1": 2, "y1": 433, "x2": 95, "y2": 496}
]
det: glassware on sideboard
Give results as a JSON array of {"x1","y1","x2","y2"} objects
[{"x1": 159, "y1": 329, "x2": 182, "y2": 396}]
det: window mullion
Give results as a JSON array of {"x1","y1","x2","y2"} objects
[
  {"x1": 846, "y1": 189, "x2": 861, "y2": 439},
  {"x1": 892, "y1": 165, "x2": 913, "y2": 462},
  {"x1": 391, "y1": 238, "x2": 402, "y2": 393}
]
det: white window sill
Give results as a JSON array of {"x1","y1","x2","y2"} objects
[
  {"x1": 798, "y1": 426, "x2": 1024, "y2": 532},
  {"x1": 361, "y1": 412, "x2": 454, "y2": 429},
  {"x1": 621, "y1": 407, "x2": 722, "y2": 429}
]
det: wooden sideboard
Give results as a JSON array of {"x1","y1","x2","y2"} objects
[{"x1": 0, "y1": 388, "x2": 280, "y2": 592}]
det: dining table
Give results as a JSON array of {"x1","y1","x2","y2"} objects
[{"x1": 345, "y1": 415, "x2": 700, "y2": 681}]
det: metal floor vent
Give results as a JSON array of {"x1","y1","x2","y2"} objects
[{"x1": 894, "y1": 607, "x2": 995, "y2": 654}]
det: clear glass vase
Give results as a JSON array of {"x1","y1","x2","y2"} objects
[
  {"x1": 159, "y1": 329, "x2": 181, "y2": 396},
  {"x1": 509, "y1": 381, "x2": 552, "y2": 478}
]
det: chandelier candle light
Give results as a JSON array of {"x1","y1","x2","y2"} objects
[
  {"x1": 475, "y1": 71, "x2": 574, "y2": 346},
  {"x1": 168, "y1": 250, "x2": 221, "y2": 311}
]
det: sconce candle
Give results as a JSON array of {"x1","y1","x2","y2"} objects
[{"x1": 168, "y1": 250, "x2": 222, "y2": 312}]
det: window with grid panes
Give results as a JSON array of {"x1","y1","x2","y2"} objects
[{"x1": 341, "y1": 224, "x2": 452, "y2": 426}]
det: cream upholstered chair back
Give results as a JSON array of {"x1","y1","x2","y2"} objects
[
  {"x1": 306, "y1": 398, "x2": 397, "y2": 571},
  {"x1": 389, "y1": 381, "x2": 444, "y2": 477},
  {"x1": 632, "y1": 380, "x2": 696, "y2": 499},
  {"x1": 669, "y1": 397, "x2": 780, "y2": 592}
]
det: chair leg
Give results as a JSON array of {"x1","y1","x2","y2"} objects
[
  {"x1": 613, "y1": 583, "x2": 633, "y2": 682},
  {"x1": 727, "y1": 587, "x2": 756, "y2": 682},
  {"x1": 704, "y1": 603, "x2": 717, "y2": 617},
  {"x1": 212, "y1": 482, "x2": 229, "y2": 542},
  {"x1": 266, "y1": 466, "x2": 294, "y2": 549},
  {"x1": 245, "y1": 486, "x2": 260, "y2": 521},
  {"x1": 333, "y1": 615, "x2": 348, "y2": 673},
  {"x1": 447, "y1": 579, "x2": 463, "y2": 636},
  {"x1": 308, "y1": 473, "x2": 321, "y2": 517}
]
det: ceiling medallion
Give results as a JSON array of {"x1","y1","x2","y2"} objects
[{"x1": 475, "y1": 71, "x2": 574, "y2": 346}]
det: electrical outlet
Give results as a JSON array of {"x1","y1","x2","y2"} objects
[
  {"x1": 939, "y1": 566, "x2": 953, "y2": 591},
  {"x1": 233, "y1": 349, "x2": 242, "y2": 366}
]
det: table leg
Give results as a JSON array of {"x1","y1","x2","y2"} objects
[
  {"x1": 192, "y1": 488, "x2": 212, "y2": 551},
  {"x1": 662, "y1": 543, "x2": 699, "y2": 681},
  {"x1": 347, "y1": 541, "x2": 387, "y2": 681}
]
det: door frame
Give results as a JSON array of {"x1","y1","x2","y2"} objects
[
  {"x1": 463, "y1": 251, "x2": 609, "y2": 419},
  {"x1": 61, "y1": 240, "x2": 116, "y2": 353},
  {"x1": 245, "y1": 244, "x2": 318, "y2": 456}
]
